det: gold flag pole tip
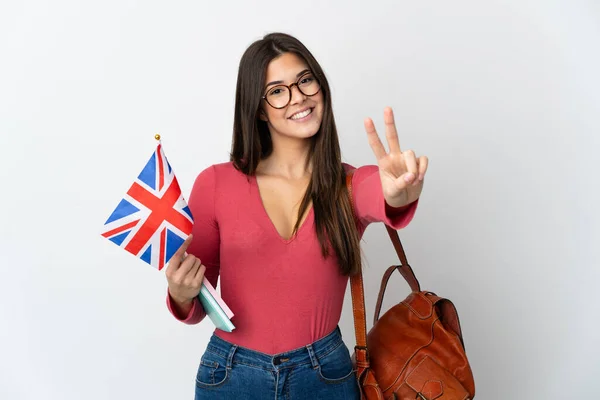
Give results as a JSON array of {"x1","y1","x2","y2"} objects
[{"x1": 154, "y1": 134, "x2": 161, "y2": 141}]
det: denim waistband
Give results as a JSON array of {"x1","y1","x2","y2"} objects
[{"x1": 204, "y1": 326, "x2": 345, "y2": 371}]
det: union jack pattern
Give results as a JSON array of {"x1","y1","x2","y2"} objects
[{"x1": 101, "y1": 143, "x2": 193, "y2": 270}]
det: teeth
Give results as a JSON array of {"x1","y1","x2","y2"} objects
[{"x1": 290, "y1": 109, "x2": 312, "y2": 120}]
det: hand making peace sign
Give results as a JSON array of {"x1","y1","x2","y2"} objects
[{"x1": 365, "y1": 107, "x2": 428, "y2": 208}]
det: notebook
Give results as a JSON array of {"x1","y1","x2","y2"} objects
[{"x1": 198, "y1": 277, "x2": 235, "y2": 332}]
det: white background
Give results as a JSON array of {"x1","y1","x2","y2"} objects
[{"x1": 1, "y1": 1, "x2": 598, "y2": 399}]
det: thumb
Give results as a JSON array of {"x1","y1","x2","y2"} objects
[
  {"x1": 389, "y1": 173, "x2": 411, "y2": 193},
  {"x1": 399, "y1": 172, "x2": 416, "y2": 186}
]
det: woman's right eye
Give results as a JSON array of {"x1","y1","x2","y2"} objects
[{"x1": 268, "y1": 87, "x2": 285, "y2": 97}]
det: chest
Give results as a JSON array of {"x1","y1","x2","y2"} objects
[{"x1": 254, "y1": 174, "x2": 312, "y2": 241}]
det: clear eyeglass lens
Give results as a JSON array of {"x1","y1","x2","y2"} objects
[{"x1": 265, "y1": 73, "x2": 320, "y2": 108}]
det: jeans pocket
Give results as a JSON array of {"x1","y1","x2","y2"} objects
[
  {"x1": 195, "y1": 351, "x2": 230, "y2": 388},
  {"x1": 317, "y1": 342, "x2": 356, "y2": 384}
]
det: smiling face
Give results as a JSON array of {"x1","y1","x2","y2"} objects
[{"x1": 259, "y1": 52, "x2": 324, "y2": 142}]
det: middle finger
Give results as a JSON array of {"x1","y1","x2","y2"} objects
[
  {"x1": 384, "y1": 107, "x2": 402, "y2": 154},
  {"x1": 175, "y1": 254, "x2": 196, "y2": 281}
]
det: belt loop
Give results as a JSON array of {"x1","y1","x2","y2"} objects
[
  {"x1": 306, "y1": 344, "x2": 320, "y2": 369},
  {"x1": 226, "y1": 344, "x2": 237, "y2": 369}
]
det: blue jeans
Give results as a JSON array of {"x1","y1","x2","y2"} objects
[{"x1": 194, "y1": 326, "x2": 360, "y2": 399}]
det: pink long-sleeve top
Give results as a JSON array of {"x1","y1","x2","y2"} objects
[{"x1": 166, "y1": 162, "x2": 418, "y2": 355}]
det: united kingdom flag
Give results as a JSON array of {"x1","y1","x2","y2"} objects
[{"x1": 101, "y1": 142, "x2": 194, "y2": 270}]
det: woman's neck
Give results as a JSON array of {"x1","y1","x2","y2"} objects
[{"x1": 257, "y1": 137, "x2": 312, "y2": 179}]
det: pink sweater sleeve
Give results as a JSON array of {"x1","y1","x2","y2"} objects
[
  {"x1": 166, "y1": 165, "x2": 221, "y2": 324},
  {"x1": 351, "y1": 165, "x2": 419, "y2": 230}
]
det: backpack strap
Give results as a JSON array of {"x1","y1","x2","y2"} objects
[{"x1": 346, "y1": 170, "x2": 422, "y2": 336}]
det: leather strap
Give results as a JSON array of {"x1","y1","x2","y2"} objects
[
  {"x1": 346, "y1": 170, "x2": 421, "y2": 346},
  {"x1": 373, "y1": 263, "x2": 421, "y2": 324},
  {"x1": 346, "y1": 171, "x2": 369, "y2": 350}
]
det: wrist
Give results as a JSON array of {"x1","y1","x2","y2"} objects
[
  {"x1": 384, "y1": 191, "x2": 409, "y2": 208},
  {"x1": 169, "y1": 290, "x2": 194, "y2": 306}
]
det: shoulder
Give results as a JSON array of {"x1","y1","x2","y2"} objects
[
  {"x1": 194, "y1": 161, "x2": 247, "y2": 182},
  {"x1": 342, "y1": 162, "x2": 355, "y2": 173},
  {"x1": 342, "y1": 162, "x2": 378, "y2": 178},
  {"x1": 191, "y1": 161, "x2": 251, "y2": 199}
]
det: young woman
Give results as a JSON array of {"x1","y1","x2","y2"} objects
[{"x1": 165, "y1": 32, "x2": 427, "y2": 399}]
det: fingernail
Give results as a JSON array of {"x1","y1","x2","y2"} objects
[
  {"x1": 419, "y1": 174, "x2": 424, "y2": 181},
  {"x1": 404, "y1": 173, "x2": 415, "y2": 183}
]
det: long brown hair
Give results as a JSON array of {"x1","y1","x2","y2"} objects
[{"x1": 229, "y1": 32, "x2": 361, "y2": 276}]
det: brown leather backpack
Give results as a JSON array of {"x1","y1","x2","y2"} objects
[{"x1": 346, "y1": 172, "x2": 475, "y2": 400}]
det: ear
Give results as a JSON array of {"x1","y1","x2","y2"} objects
[{"x1": 258, "y1": 109, "x2": 269, "y2": 122}]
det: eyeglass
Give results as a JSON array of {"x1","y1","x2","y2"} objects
[{"x1": 262, "y1": 71, "x2": 321, "y2": 109}]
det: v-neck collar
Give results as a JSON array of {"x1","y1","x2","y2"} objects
[{"x1": 251, "y1": 174, "x2": 314, "y2": 244}]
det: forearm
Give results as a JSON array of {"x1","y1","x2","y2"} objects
[{"x1": 169, "y1": 293, "x2": 194, "y2": 318}]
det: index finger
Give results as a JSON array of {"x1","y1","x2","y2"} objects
[
  {"x1": 364, "y1": 117, "x2": 387, "y2": 160},
  {"x1": 172, "y1": 234, "x2": 193, "y2": 262}
]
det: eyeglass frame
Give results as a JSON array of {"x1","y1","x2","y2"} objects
[{"x1": 261, "y1": 71, "x2": 321, "y2": 109}]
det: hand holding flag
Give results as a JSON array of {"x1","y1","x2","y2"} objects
[
  {"x1": 164, "y1": 234, "x2": 206, "y2": 307},
  {"x1": 101, "y1": 135, "x2": 234, "y2": 332}
]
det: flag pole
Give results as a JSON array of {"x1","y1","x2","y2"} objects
[{"x1": 153, "y1": 132, "x2": 234, "y2": 332}]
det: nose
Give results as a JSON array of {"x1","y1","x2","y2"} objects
[{"x1": 289, "y1": 83, "x2": 307, "y2": 105}]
